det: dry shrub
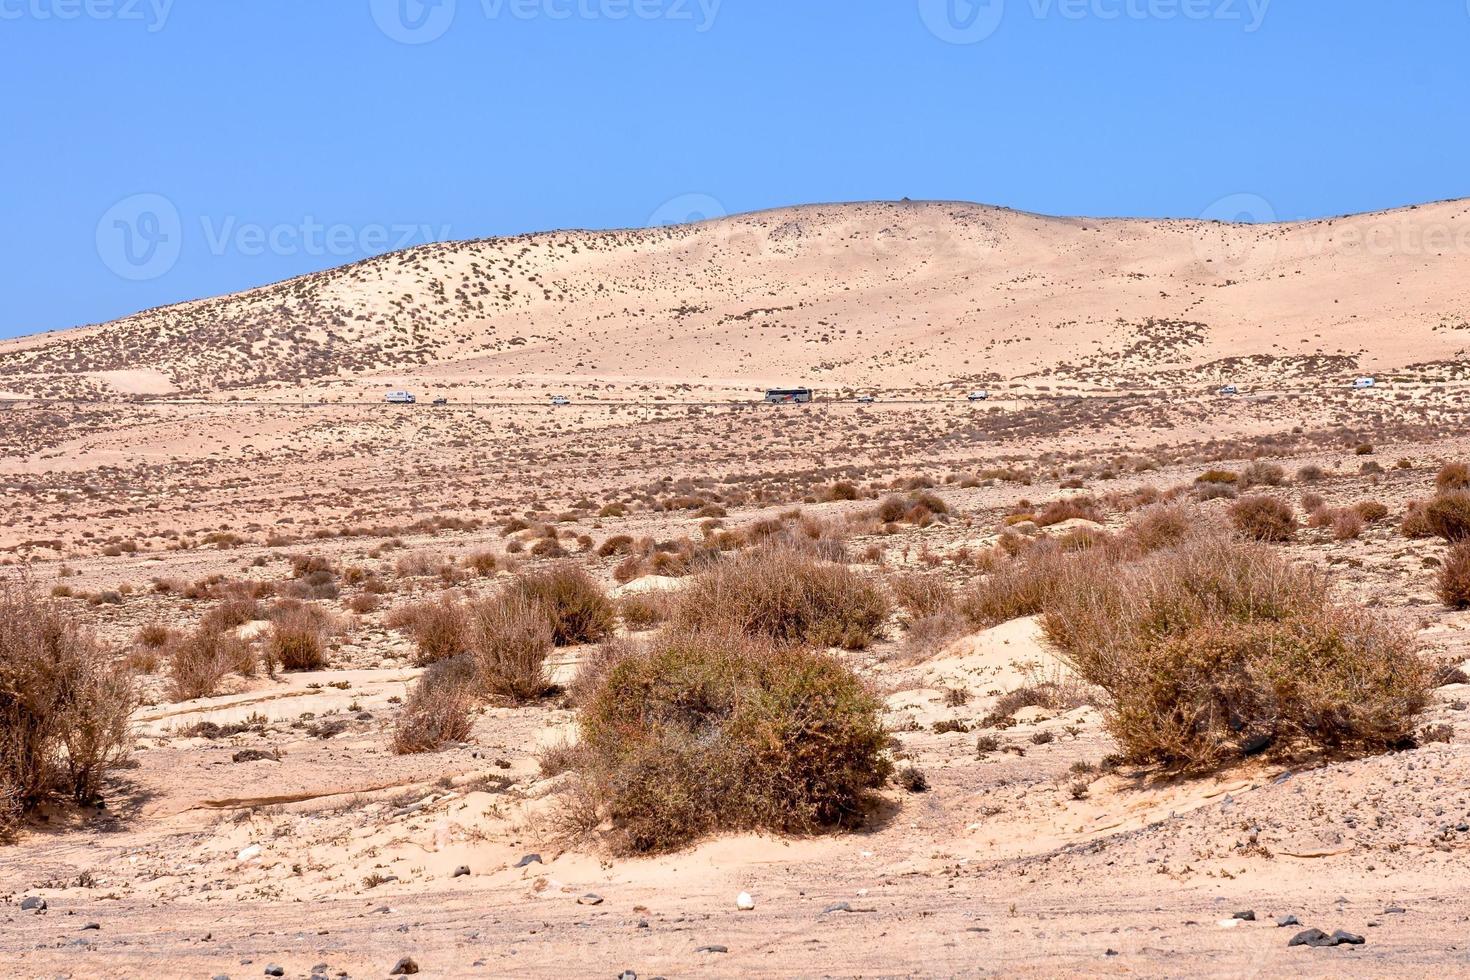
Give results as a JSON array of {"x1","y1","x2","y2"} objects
[
  {"x1": 136, "y1": 622, "x2": 171, "y2": 648},
  {"x1": 891, "y1": 573, "x2": 956, "y2": 619},
  {"x1": 392, "y1": 657, "x2": 475, "y2": 754},
  {"x1": 1240, "y1": 460, "x2": 1286, "y2": 488},
  {"x1": 1437, "y1": 463, "x2": 1470, "y2": 492},
  {"x1": 1424, "y1": 491, "x2": 1470, "y2": 542},
  {"x1": 672, "y1": 548, "x2": 890, "y2": 650},
  {"x1": 1229, "y1": 495, "x2": 1297, "y2": 542},
  {"x1": 466, "y1": 595, "x2": 555, "y2": 702},
  {"x1": 1196, "y1": 469, "x2": 1238, "y2": 486},
  {"x1": 1354, "y1": 500, "x2": 1389, "y2": 523},
  {"x1": 573, "y1": 630, "x2": 890, "y2": 854},
  {"x1": 617, "y1": 591, "x2": 675, "y2": 631},
  {"x1": 1042, "y1": 534, "x2": 1431, "y2": 769},
  {"x1": 0, "y1": 584, "x2": 134, "y2": 831},
  {"x1": 269, "y1": 606, "x2": 328, "y2": 671},
  {"x1": 1126, "y1": 502, "x2": 1197, "y2": 553},
  {"x1": 1295, "y1": 464, "x2": 1326, "y2": 483},
  {"x1": 1402, "y1": 501, "x2": 1434, "y2": 539},
  {"x1": 387, "y1": 596, "x2": 466, "y2": 666},
  {"x1": 1034, "y1": 497, "x2": 1101, "y2": 528},
  {"x1": 899, "y1": 610, "x2": 968, "y2": 661},
  {"x1": 570, "y1": 634, "x2": 638, "y2": 707},
  {"x1": 1332, "y1": 508, "x2": 1365, "y2": 541},
  {"x1": 958, "y1": 543, "x2": 1072, "y2": 628},
  {"x1": 506, "y1": 566, "x2": 614, "y2": 646},
  {"x1": 462, "y1": 550, "x2": 499, "y2": 577},
  {"x1": 822, "y1": 481, "x2": 860, "y2": 502},
  {"x1": 1438, "y1": 541, "x2": 1470, "y2": 610},
  {"x1": 168, "y1": 627, "x2": 250, "y2": 701}
]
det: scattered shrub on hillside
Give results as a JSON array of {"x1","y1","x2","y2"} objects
[
  {"x1": 1438, "y1": 541, "x2": 1470, "y2": 610},
  {"x1": 467, "y1": 595, "x2": 555, "y2": 702},
  {"x1": 1229, "y1": 495, "x2": 1297, "y2": 543},
  {"x1": 1042, "y1": 535, "x2": 1431, "y2": 770},
  {"x1": 1196, "y1": 469, "x2": 1238, "y2": 486},
  {"x1": 617, "y1": 591, "x2": 675, "y2": 631},
  {"x1": 891, "y1": 573, "x2": 956, "y2": 619},
  {"x1": 1125, "y1": 502, "x2": 1197, "y2": 553},
  {"x1": 1425, "y1": 491, "x2": 1470, "y2": 542},
  {"x1": 822, "y1": 481, "x2": 860, "y2": 502},
  {"x1": 1240, "y1": 460, "x2": 1286, "y2": 488},
  {"x1": 959, "y1": 544, "x2": 1072, "y2": 628},
  {"x1": 387, "y1": 596, "x2": 466, "y2": 666},
  {"x1": 506, "y1": 565, "x2": 615, "y2": 646},
  {"x1": 392, "y1": 657, "x2": 475, "y2": 754},
  {"x1": 1437, "y1": 463, "x2": 1470, "y2": 492},
  {"x1": 1296, "y1": 464, "x2": 1326, "y2": 483},
  {"x1": 1401, "y1": 501, "x2": 1434, "y2": 539},
  {"x1": 0, "y1": 584, "x2": 134, "y2": 831},
  {"x1": 1332, "y1": 508, "x2": 1365, "y2": 541},
  {"x1": 1354, "y1": 500, "x2": 1389, "y2": 523},
  {"x1": 571, "y1": 630, "x2": 890, "y2": 854},
  {"x1": 672, "y1": 548, "x2": 890, "y2": 649}
]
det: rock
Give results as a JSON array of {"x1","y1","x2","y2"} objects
[
  {"x1": 1233, "y1": 910, "x2": 1256, "y2": 921},
  {"x1": 1217, "y1": 918, "x2": 1243, "y2": 929},
  {"x1": 617, "y1": 973, "x2": 637, "y2": 980},
  {"x1": 453, "y1": 865, "x2": 471, "y2": 878},
  {"x1": 822, "y1": 902, "x2": 853, "y2": 914},
  {"x1": 391, "y1": 956, "x2": 420, "y2": 975},
  {"x1": 695, "y1": 945, "x2": 729, "y2": 954},
  {"x1": 264, "y1": 968, "x2": 284, "y2": 978},
  {"x1": 1289, "y1": 928, "x2": 1333, "y2": 947},
  {"x1": 578, "y1": 893, "x2": 604, "y2": 906},
  {"x1": 236, "y1": 844, "x2": 263, "y2": 864},
  {"x1": 19, "y1": 896, "x2": 46, "y2": 911},
  {"x1": 82, "y1": 922, "x2": 99, "y2": 930},
  {"x1": 1384, "y1": 906, "x2": 1407, "y2": 914},
  {"x1": 514, "y1": 854, "x2": 543, "y2": 868},
  {"x1": 1331, "y1": 930, "x2": 1365, "y2": 945},
  {"x1": 736, "y1": 891, "x2": 755, "y2": 911},
  {"x1": 231, "y1": 749, "x2": 279, "y2": 763},
  {"x1": 1276, "y1": 915, "x2": 1300, "y2": 927}
]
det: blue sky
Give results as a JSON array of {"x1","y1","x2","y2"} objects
[{"x1": 2, "y1": 1, "x2": 1467, "y2": 339}]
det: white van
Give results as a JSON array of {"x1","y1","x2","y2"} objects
[
  {"x1": 967, "y1": 390, "x2": 989, "y2": 402},
  {"x1": 1352, "y1": 377, "x2": 1376, "y2": 389},
  {"x1": 551, "y1": 395, "x2": 571, "y2": 407},
  {"x1": 385, "y1": 390, "x2": 416, "y2": 404},
  {"x1": 1217, "y1": 384, "x2": 1238, "y2": 396}
]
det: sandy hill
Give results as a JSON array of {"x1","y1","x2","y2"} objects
[{"x1": 4, "y1": 198, "x2": 1469, "y2": 399}]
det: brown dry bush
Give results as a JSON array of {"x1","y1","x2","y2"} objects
[
  {"x1": 672, "y1": 548, "x2": 890, "y2": 650},
  {"x1": 1332, "y1": 508, "x2": 1365, "y2": 541},
  {"x1": 387, "y1": 596, "x2": 466, "y2": 666},
  {"x1": 1402, "y1": 501, "x2": 1434, "y2": 539},
  {"x1": 1033, "y1": 497, "x2": 1101, "y2": 528},
  {"x1": 466, "y1": 595, "x2": 555, "y2": 702},
  {"x1": 0, "y1": 584, "x2": 135, "y2": 831},
  {"x1": 1229, "y1": 495, "x2": 1297, "y2": 542},
  {"x1": 1437, "y1": 462, "x2": 1470, "y2": 492},
  {"x1": 898, "y1": 610, "x2": 969, "y2": 661},
  {"x1": 269, "y1": 606, "x2": 328, "y2": 671},
  {"x1": 1354, "y1": 500, "x2": 1389, "y2": 523},
  {"x1": 572, "y1": 630, "x2": 890, "y2": 854},
  {"x1": 1042, "y1": 534, "x2": 1431, "y2": 770},
  {"x1": 1438, "y1": 541, "x2": 1470, "y2": 610},
  {"x1": 392, "y1": 657, "x2": 475, "y2": 754},
  {"x1": 617, "y1": 591, "x2": 675, "y2": 631},
  {"x1": 958, "y1": 543, "x2": 1073, "y2": 628},
  {"x1": 168, "y1": 627, "x2": 250, "y2": 701},
  {"x1": 1424, "y1": 491, "x2": 1470, "y2": 542},
  {"x1": 506, "y1": 565, "x2": 615, "y2": 647},
  {"x1": 1125, "y1": 502, "x2": 1197, "y2": 553},
  {"x1": 1240, "y1": 460, "x2": 1286, "y2": 488},
  {"x1": 136, "y1": 622, "x2": 171, "y2": 648},
  {"x1": 890, "y1": 572, "x2": 956, "y2": 619}
]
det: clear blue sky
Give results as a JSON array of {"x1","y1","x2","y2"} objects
[{"x1": 2, "y1": 1, "x2": 1467, "y2": 339}]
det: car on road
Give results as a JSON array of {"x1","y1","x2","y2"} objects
[
  {"x1": 1217, "y1": 384, "x2": 1238, "y2": 396},
  {"x1": 856, "y1": 394, "x2": 876, "y2": 403},
  {"x1": 1352, "y1": 377, "x2": 1376, "y2": 389},
  {"x1": 385, "y1": 390, "x2": 416, "y2": 404},
  {"x1": 967, "y1": 390, "x2": 989, "y2": 402},
  {"x1": 551, "y1": 395, "x2": 571, "y2": 406},
  {"x1": 431, "y1": 397, "x2": 448, "y2": 406}
]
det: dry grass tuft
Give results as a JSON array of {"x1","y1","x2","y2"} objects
[
  {"x1": 506, "y1": 565, "x2": 615, "y2": 647},
  {"x1": 467, "y1": 595, "x2": 555, "y2": 702},
  {"x1": 1229, "y1": 495, "x2": 1297, "y2": 542},
  {"x1": 393, "y1": 657, "x2": 475, "y2": 754},
  {"x1": 268, "y1": 606, "x2": 329, "y2": 671},
  {"x1": 168, "y1": 627, "x2": 251, "y2": 701},
  {"x1": 1424, "y1": 491, "x2": 1470, "y2": 542},
  {"x1": 387, "y1": 597, "x2": 466, "y2": 666},
  {"x1": 1438, "y1": 541, "x2": 1470, "y2": 610}
]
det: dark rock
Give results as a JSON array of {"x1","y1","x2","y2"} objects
[
  {"x1": 82, "y1": 922, "x2": 99, "y2": 930},
  {"x1": 1383, "y1": 906, "x2": 1407, "y2": 914},
  {"x1": 453, "y1": 865, "x2": 471, "y2": 878},
  {"x1": 514, "y1": 854, "x2": 543, "y2": 868},
  {"x1": 391, "y1": 956, "x2": 420, "y2": 975},
  {"x1": 695, "y1": 945, "x2": 729, "y2": 954},
  {"x1": 1233, "y1": 910, "x2": 1256, "y2": 921},
  {"x1": 1289, "y1": 928, "x2": 1334, "y2": 948},
  {"x1": 1276, "y1": 915, "x2": 1300, "y2": 927},
  {"x1": 578, "y1": 893, "x2": 604, "y2": 906},
  {"x1": 20, "y1": 896, "x2": 46, "y2": 911},
  {"x1": 1331, "y1": 930, "x2": 1365, "y2": 945},
  {"x1": 231, "y1": 749, "x2": 279, "y2": 763},
  {"x1": 264, "y1": 968, "x2": 285, "y2": 978}
]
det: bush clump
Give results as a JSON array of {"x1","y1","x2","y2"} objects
[
  {"x1": 387, "y1": 597, "x2": 466, "y2": 666},
  {"x1": 1042, "y1": 535, "x2": 1431, "y2": 769},
  {"x1": 505, "y1": 565, "x2": 615, "y2": 646},
  {"x1": 672, "y1": 548, "x2": 890, "y2": 649},
  {"x1": 392, "y1": 656, "x2": 475, "y2": 754},
  {"x1": 1229, "y1": 495, "x2": 1297, "y2": 542},
  {"x1": 168, "y1": 627, "x2": 251, "y2": 701},
  {"x1": 573, "y1": 630, "x2": 890, "y2": 854},
  {"x1": 467, "y1": 595, "x2": 555, "y2": 702},
  {"x1": 1424, "y1": 491, "x2": 1470, "y2": 542},
  {"x1": 269, "y1": 606, "x2": 328, "y2": 671},
  {"x1": 1438, "y1": 541, "x2": 1470, "y2": 610},
  {"x1": 1437, "y1": 463, "x2": 1470, "y2": 492},
  {"x1": 0, "y1": 584, "x2": 135, "y2": 832}
]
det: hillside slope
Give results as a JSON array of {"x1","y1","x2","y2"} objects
[{"x1": 4, "y1": 199, "x2": 1469, "y2": 398}]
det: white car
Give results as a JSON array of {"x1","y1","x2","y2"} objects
[
  {"x1": 856, "y1": 395, "x2": 876, "y2": 403},
  {"x1": 1217, "y1": 385, "x2": 1238, "y2": 396},
  {"x1": 551, "y1": 395, "x2": 571, "y2": 406},
  {"x1": 967, "y1": 390, "x2": 989, "y2": 402}
]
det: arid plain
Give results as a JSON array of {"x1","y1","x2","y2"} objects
[{"x1": 4, "y1": 200, "x2": 1470, "y2": 978}]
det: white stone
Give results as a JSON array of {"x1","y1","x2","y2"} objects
[{"x1": 736, "y1": 891, "x2": 755, "y2": 911}]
